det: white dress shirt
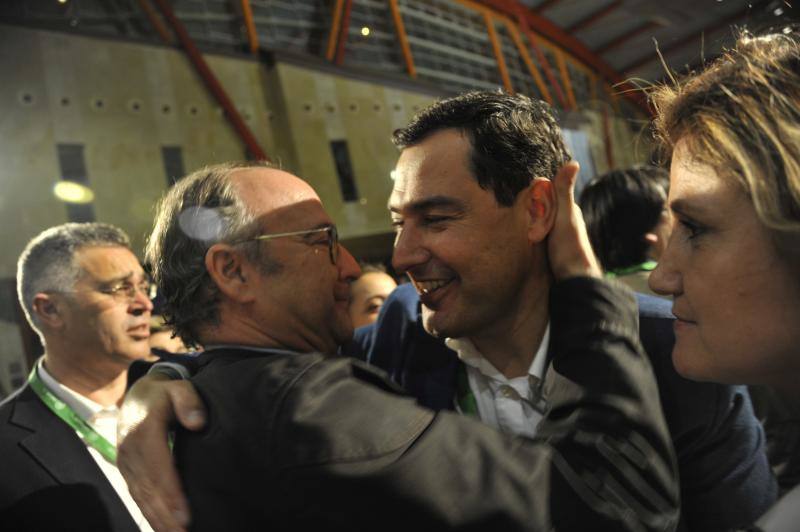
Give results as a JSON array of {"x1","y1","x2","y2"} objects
[
  {"x1": 38, "y1": 360, "x2": 154, "y2": 532},
  {"x1": 445, "y1": 324, "x2": 550, "y2": 438}
]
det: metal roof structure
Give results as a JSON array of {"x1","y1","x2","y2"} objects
[{"x1": 1, "y1": 0, "x2": 795, "y2": 157}]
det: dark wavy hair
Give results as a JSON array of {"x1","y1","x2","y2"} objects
[{"x1": 392, "y1": 90, "x2": 571, "y2": 206}]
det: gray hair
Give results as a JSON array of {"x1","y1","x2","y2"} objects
[
  {"x1": 145, "y1": 161, "x2": 274, "y2": 347},
  {"x1": 17, "y1": 222, "x2": 131, "y2": 336}
]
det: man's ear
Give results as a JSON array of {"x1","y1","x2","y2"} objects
[
  {"x1": 525, "y1": 178, "x2": 556, "y2": 244},
  {"x1": 32, "y1": 293, "x2": 63, "y2": 329},
  {"x1": 205, "y1": 243, "x2": 257, "y2": 303}
]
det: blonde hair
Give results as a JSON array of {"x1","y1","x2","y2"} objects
[{"x1": 651, "y1": 31, "x2": 800, "y2": 251}]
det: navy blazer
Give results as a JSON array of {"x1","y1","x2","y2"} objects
[
  {"x1": 343, "y1": 282, "x2": 777, "y2": 532},
  {"x1": 0, "y1": 385, "x2": 139, "y2": 531}
]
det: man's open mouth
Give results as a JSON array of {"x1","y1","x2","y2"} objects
[{"x1": 410, "y1": 277, "x2": 454, "y2": 296}]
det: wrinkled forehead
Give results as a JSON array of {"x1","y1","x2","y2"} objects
[
  {"x1": 230, "y1": 167, "x2": 329, "y2": 228},
  {"x1": 74, "y1": 245, "x2": 143, "y2": 282},
  {"x1": 389, "y1": 129, "x2": 477, "y2": 209}
]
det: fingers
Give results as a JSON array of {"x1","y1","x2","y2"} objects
[
  {"x1": 552, "y1": 161, "x2": 580, "y2": 205},
  {"x1": 167, "y1": 380, "x2": 207, "y2": 431},
  {"x1": 547, "y1": 161, "x2": 603, "y2": 280},
  {"x1": 118, "y1": 412, "x2": 191, "y2": 532},
  {"x1": 117, "y1": 375, "x2": 200, "y2": 531}
]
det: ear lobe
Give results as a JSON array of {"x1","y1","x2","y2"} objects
[
  {"x1": 526, "y1": 178, "x2": 556, "y2": 244},
  {"x1": 205, "y1": 244, "x2": 256, "y2": 303},
  {"x1": 32, "y1": 293, "x2": 63, "y2": 329}
]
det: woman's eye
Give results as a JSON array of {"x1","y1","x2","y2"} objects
[{"x1": 680, "y1": 219, "x2": 705, "y2": 240}]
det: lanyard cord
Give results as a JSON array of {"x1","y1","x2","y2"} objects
[
  {"x1": 606, "y1": 260, "x2": 657, "y2": 278},
  {"x1": 27, "y1": 366, "x2": 117, "y2": 463},
  {"x1": 455, "y1": 363, "x2": 479, "y2": 418}
]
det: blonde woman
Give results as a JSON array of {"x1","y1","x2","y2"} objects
[{"x1": 648, "y1": 31, "x2": 800, "y2": 529}]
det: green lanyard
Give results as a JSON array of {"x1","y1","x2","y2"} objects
[
  {"x1": 455, "y1": 363, "x2": 479, "y2": 417},
  {"x1": 28, "y1": 365, "x2": 117, "y2": 464},
  {"x1": 606, "y1": 260, "x2": 657, "y2": 279}
]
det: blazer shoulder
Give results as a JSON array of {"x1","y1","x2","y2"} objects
[{"x1": 274, "y1": 356, "x2": 434, "y2": 468}]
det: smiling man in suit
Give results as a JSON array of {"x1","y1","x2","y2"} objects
[
  {"x1": 346, "y1": 90, "x2": 776, "y2": 531},
  {"x1": 0, "y1": 223, "x2": 154, "y2": 531}
]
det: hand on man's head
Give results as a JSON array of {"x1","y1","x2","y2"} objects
[{"x1": 547, "y1": 162, "x2": 603, "y2": 280}]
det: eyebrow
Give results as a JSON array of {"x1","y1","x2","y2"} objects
[
  {"x1": 95, "y1": 271, "x2": 141, "y2": 286},
  {"x1": 388, "y1": 195, "x2": 466, "y2": 215},
  {"x1": 669, "y1": 198, "x2": 713, "y2": 219}
]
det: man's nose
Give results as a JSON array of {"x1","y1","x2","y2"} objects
[
  {"x1": 337, "y1": 245, "x2": 362, "y2": 282},
  {"x1": 391, "y1": 225, "x2": 429, "y2": 274},
  {"x1": 131, "y1": 287, "x2": 155, "y2": 314}
]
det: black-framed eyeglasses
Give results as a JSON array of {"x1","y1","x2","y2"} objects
[{"x1": 236, "y1": 225, "x2": 339, "y2": 265}]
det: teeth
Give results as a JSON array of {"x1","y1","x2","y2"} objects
[{"x1": 415, "y1": 279, "x2": 450, "y2": 295}]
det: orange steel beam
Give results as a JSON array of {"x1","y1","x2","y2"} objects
[
  {"x1": 505, "y1": 20, "x2": 552, "y2": 105},
  {"x1": 150, "y1": 0, "x2": 268, "y2": 160},
  {"x1": 476, "y1": 0, "x2": 649, "y2": 113},
  {"x1": 555, "y1": 49, "x2": 577, "y2": 110},
  {"x1": 595, "y1": 20, "x2": 660, "y2": 55},
  {"x1": 335, "y1": 0, "x2": 354, "y2": 66},
  {"x1": 451, "y1": 0, "x2": 570, "y2": 107},
  {"x1": 240, "y1": 0, "x2": 259, "y2": 55},
  {"x1": 484, "y1": 12, "x2": 514, "y2": 92},
  {"x1": 135, "y1": 0, "x2": 173, "y2": 44},
  {"x1": 566, "y1": 1, "x2": 622, "y2": 33},
  {"x1": 389, "y1": 0, "x2": 417, "y2": 78},
  {"x1": 512, "y1": 10, "x2": 569, "y2": 109},
  {"x1": 620, "y1": 0, "x2": 768, "y2": 74},
  {"x1": 325, "y1": 0, "x2": 345, "y2": 61}
]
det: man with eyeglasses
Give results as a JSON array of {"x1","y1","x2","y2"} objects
[
  {"x1": 113, "y1": 160, "x2": 679, "y2": 531},
  {"x1": 0, "y1": 222, "x2": 154, "y2": 531}
]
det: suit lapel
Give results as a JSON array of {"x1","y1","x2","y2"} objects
[
  {"x1": 11, "y1": 385, "x2": 111, "y2": 486},
  {"x1": 9, "y1": 385, "x2": 139, "y2": 531}
]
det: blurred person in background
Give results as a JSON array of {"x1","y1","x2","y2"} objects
[
  {"x1": 579, "y1": 166, "x2": 671, "y2": 297},
  {"x1": 646, "y1": 30, "x2": 800, "y2": 530},
  {"x1": 0, "y1": 222, "x2": 154, "y2": 531},
  {"x1": 149, "y1": 315, "x2": 193, "y2": 355},
  {"x1": 348, "y1": 263, "x2": 397, "y2": 329}
]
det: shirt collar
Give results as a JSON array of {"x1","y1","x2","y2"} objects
[
  {"x1": 36, "y1": 358, "x2": 115, "y2": 421},
  {"x1": 445, "y1": 322, "x2": 550, "y2": 383}
]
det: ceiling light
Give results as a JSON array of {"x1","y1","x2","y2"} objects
[
  {"x1": 774, "y1": 7, "x2": 784, "y2": 15},
  {"x1": 53, "y1": 181, "x2": 94, "y2": 204},
  {"x1": 783, "y1": 26, "x2": 793, "y2": 34},
  {"x1": 361, "y1": 27, "x2": 370, "y2": 36}
]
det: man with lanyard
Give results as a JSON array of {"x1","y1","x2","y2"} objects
[{"x1": 0, "y1": 223, "x2": 154, "y2": 531}]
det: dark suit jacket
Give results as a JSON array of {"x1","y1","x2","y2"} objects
[
  {"x1": 177, "y1": 278, "x2": 679, "y2": 531},
  {"x1": 0, "y1": 384, "x2": 139, "y2": 532},
  {"x1": 342, "y1": 282, "x2": 777, "y2": 531}
]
